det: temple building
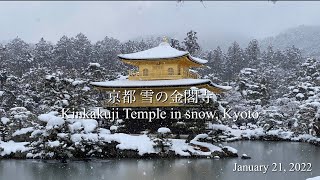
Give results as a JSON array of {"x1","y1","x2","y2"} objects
[{"x1": 91, "y1": 40, "x2": 230, "y2": 108}]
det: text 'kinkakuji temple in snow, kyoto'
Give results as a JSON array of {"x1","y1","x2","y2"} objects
[{"x1": 90, "y1": 39, "x2": 231, "y2": 107}]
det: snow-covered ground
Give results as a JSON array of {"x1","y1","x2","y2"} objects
[{"x1": 307, "y1": 176, "x2": 320, "y2": 180}]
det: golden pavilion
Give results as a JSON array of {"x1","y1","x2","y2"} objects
[{"x1": 91, "y1": 40, "x2": 230, "y2": 107}]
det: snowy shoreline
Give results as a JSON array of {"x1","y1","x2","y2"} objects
[
  {"x1": 0, "y1": 133, "x2": 318, "y2": 161},
  {"x1": 226, "y1": 135, "x2": 320, "y2": 146},
  {"x1": 0, "y1": 137, "x2": 239, "y2": 160},
  {"x1": 209, "y1": 123, "x2": 320, "y2": 146},
  {"x1": 0, "y1": 111, "x2": 319, "y2": 160},
  {"x1": 0, "y1": 118, "x2": 239, "y2": 160}
]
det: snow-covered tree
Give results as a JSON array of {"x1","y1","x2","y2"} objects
[
  {"x1": 205, "y1": 46, "x2": 225, "y2": 78},
  {"x1": 237, "y1": 68, "x2": 270, "y2": 105},
  {"x1": 71, "y1": 33, "x2": 93, "y2": 68},
  {"x1": 183, "y1": 30, "x2": 201, "y2": 56},
  {"x1": 53, "y1": 35, "x2": 74, "y2": 68},
  {"x1": 224, "y1": 41, "x2": 245, "y2": 80},
  {"x1": 34, "y1": 38, "x2": 54, "y2": 68},
  {"x1": 5, "y1": 38, "x2": 33, "y2": 76},
  {"x1": 284, "y1": 58, "x2": 320, "y2": 134},
  {"x1": 170, "y1": 38, "x2": 184, "y2": 51},
  {"x1": 282, "y1": 45, "x2": 302, "y2": 69},
  {"x1": 245, "y1": 39, "x2": 260, "y2": 68},
  {"x1": 0, "y1": 111, "x2": 10, "y2": 141},
  {"x1": 29, "y1": 112, "x2": 70, "y2": 159},
  {"x1": 6, "y1": 107, "x2": 37, "y2": 141},
  {"x1": 153, "y1": 127, "x2": 172, "y2": 153}
]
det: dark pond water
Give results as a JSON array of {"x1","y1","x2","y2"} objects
[{"x1": 0, "y1": 141, "x2": 319, "y2": 180}]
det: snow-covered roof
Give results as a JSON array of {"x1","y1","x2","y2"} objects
[
  {"x1": 91, "y1": 79, "x2": 231, "y2": 91},
  {"x1": 118, "y1": 42, "x2": 207, "y2": 64}
]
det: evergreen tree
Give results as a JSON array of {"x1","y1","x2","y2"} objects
[
  {"x1": 120, "y1": 40, "x2": 141, "y2": 54},
  {"x1": 0, "y1": 44, "x2": 7, "y2": 71},
  {"x1": 283, "y1": 45, "x2": 302, "y2": 69},
  {"x1": 237, "y1": 68, "x2": 270, "y2": 106},
  {"x1": 71, "y1": 33, "x2": 93, "y2": 68},
  {"x1": 34, "y1": 38, "x2": 54, "y2": 68},
  {"x1": 53, "y1": 35, "x2": 74, "y2": 68},
  {"x1": 224, "y1": 41, "x2": 245, "y2": 80},
  {"x1": 183, "y1": 30, "x2": 201, "y2": 56},
  {"x1": 5, "y1": 38, "x2": 33, "y2": 76},
  {"x1": 0, "y1": 115, "x2": 10, "y2": 141},
  {"x1": 7, "y1": 107, "x2": 37, "y2": 141},
  {"x1": 93, "y1": 36, "x2": 122, "y2": 73},
  {"x1": 170, "y1": 38, "x2": 184, "y2": 51},
  {"x1": 153, "y1": 128, "x2": 172, "y2": 154},
  {"x1": 212, "y1": 46, "x2": 224, "y2": 74},
  {"x1": 265, "y1": 45, "x2": 275, "y2": 65},
  {"x1": 245, "y1": 39, "x2": 260, "y2": 68}
]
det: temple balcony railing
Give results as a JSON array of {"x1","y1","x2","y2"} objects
[
  {"x1": 128, "y1": 70, "x2": 200, "y2": 80},
  {"x1": 186, "y1": 71, "x2": 200, "y2": 79}
]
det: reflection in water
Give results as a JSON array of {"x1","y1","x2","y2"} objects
[{"x1": 0, "y1": 141, "x2": 319, "y2": 180}]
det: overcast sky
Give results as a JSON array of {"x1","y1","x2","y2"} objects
[{"x1": 1, "y1": 1, "x2": 320, "y2": 44}]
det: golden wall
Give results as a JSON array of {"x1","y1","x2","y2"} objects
[{"x1": 128, "y1": 60, "x2": 199, "y2": 80}]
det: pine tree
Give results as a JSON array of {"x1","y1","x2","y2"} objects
[
  {"x1": 72, "y1": 33, "x2": 93, "y2": 68},
  {"x1": 183, "y1": 30, "x2": 201, "y2": 56},
  {"x1": 212, "y1": 46, "x2": 224, "y2": 75},
  {"x1": 93, "y1": 36, "x2": 122, "y2": 73},
  {"x1": 7, "y1": 107, "x2": 37, "y2": 141},
  {"x1": 170, "y1": 38, "x2": 184, "y2": 51},
  {"x1": 0, "y1": 112, "x2": 10, "y2": 141},
  {"x1": 0, "y1": 44, "x2": 7, "y2": 71},
  {"x1": 245, "y1": 39, "x2": 260, "y2": 68},
  {"x1": 5, "y1": 38, "x2": 33, "y2": 76},
  {"x1": 283, "y1": 45, "x2": 302, "y2": 69},
  {"x1": 0, "y1": 70, "x2": 7, "y2": 89},
  {"x1": 237, "y1": 68, "x2": 270, "y2": 105},
  {"x1": 53, "y1": 35, "x2": 74, "y2": 68},
  {"x1": 29, "y1": 112, "x2": 70, "y2": 159},
  {"x1": 153, "y1": 128, "x2": 172, "y2": 154},
  {"x1": 265, "y1": 45, "x2": 275, "y2": 65},
  {"x1": 34, "y1": 38, "x2": 54, "y2": 68},
  {"x1": 224, "y1": 41, "x2": 245, "y2": 80}
]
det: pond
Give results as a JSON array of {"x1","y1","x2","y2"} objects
[{"x1": 0, "y1": 141, "x2": 319, "y2": 180}]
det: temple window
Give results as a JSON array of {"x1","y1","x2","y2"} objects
[
  {"x1": 143, "y1": 68, "x2": 149, "y2": 76},
  {"x1": 168, "y1": 68, "x2": 174, "y2": 75}
]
